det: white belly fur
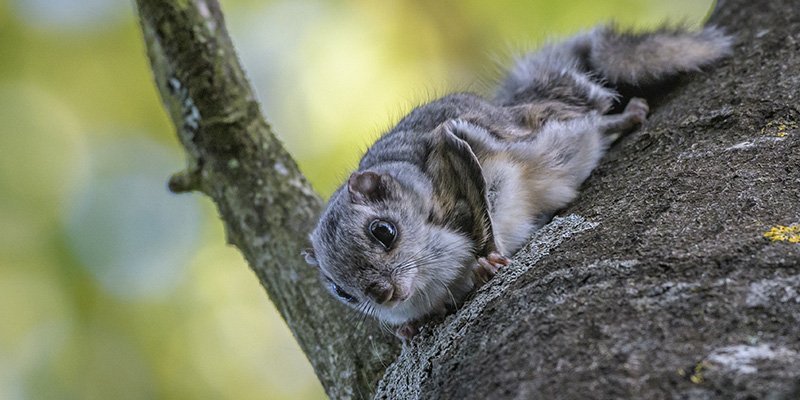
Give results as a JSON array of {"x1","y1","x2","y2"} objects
[{"x1": 481, "y1": 155, "x2": 536, "y2": 255}]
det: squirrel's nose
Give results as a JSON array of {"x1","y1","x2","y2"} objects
[{"x1": 365, "y1": 281, "x2": 395, "y2": 304}]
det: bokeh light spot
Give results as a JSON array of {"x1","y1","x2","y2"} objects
[
  {"x1": 64, "y1": 137, "x2": 201, "y2": 300},
  {"x1": 12, "y1": 0, "x2": 126, "y2": 31}
]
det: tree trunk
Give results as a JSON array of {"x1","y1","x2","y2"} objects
[
  {"x1": 376, "y1": 0, "x2": 800, "y2": 398},
  {"x1": 136, "y1": 0, "x2": 800, "y2": 398}
]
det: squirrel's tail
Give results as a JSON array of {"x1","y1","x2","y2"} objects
[
  {"x1": 588, "y1": 25, "x2": 733, "y2": 86},
  {"x1": 494, "y1": 24, "x2": 733, "y2": 110}
]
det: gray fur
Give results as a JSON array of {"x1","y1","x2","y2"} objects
[{"x1": 306, "y1": 24, "x2": 732, "y2": 335}]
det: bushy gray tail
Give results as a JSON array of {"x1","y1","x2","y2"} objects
[{"x1": 494, "y1": 24, "x2": 733, "y2": 110}]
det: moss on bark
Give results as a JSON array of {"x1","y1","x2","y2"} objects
[
  {"x1": 136, "y1": 0, "x2": 800, "y2": 398},
  {"x1": 135, "y1": 1, "x2": 399, "y2": 398}
]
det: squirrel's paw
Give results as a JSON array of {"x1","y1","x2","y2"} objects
[
  {"x1": 474, "y1": 252, "x2": 510, "y2": 284},
  {"x1": 625, "y1": 97, "x2": 649, "y2": 125}
]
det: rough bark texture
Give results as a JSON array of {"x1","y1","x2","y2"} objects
[
  {"x1": 375, "y1": 0, "x2": 800, "y2": 398},
  {"x1": 137, "y1": 0, "x2": 800, "y2": 398},
  {"x1": 134, "y1": 1, "x2": 398, "y2": 399}
]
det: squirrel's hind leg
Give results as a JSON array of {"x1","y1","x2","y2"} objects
[{"x1": 601, "y1": 97, "x2": 649, "y2": 142}]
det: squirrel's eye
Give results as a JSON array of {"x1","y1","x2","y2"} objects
[
  {"x1": 331, "y1": 283, "x2": 357, "y2": 304},
  {"x1": 369, "y1": 219, "x2": 396, "y2": 249}
]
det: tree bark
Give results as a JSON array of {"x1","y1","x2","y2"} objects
[
  {"x1": 376, "y1": 0, "x2": 800, "y2": 398},
  {"x1": 136, "y1": 0, "x2": 800, "y2": 398},
  {"x1": 134, "y1": 1, "x2": 398, "y2": 399}
]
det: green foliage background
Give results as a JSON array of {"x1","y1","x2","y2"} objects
[{"x1": 0, "y1": 0, "x2": 711, "y2": 398}]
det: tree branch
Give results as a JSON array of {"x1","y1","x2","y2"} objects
[{"x1": 134, "y1": 1, "x2": 399, "y2": 398}]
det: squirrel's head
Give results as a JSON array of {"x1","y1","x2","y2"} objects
[{"x1": 304, "y1": 167, "x2": 475, "y2": 325}]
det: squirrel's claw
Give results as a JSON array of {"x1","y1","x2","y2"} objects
[{"x1": 474, "y1": 251, "x2": 510, "y2": 284}]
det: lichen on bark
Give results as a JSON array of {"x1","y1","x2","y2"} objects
[
  {"x1": 374, "y1": 0, "x2": 800, "y2": 398},
  {"x1": 136, "y1": 0, "x2": 800, "y2": 398},
  {"x1": 135, "y1": 1, "x2": 399, "y2": 398}
]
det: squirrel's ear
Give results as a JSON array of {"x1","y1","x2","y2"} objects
[
  {"x1": 427, "y1": 120, "x2": 499, "y2": 255},
  {"x1": 301, "y1": 248, "x2": 318, "y2": 267},
  {"x1": 347, "y1": 171, "x2": 391, "y2": 204}
]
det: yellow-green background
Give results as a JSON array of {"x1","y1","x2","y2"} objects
[{"x1": 0, "y1": 0, "x2": 712, "y2": 398}]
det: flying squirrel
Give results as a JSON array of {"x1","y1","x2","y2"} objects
[{"x1": 302, "y1": 24, "x2": 732, "y2": 340}]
